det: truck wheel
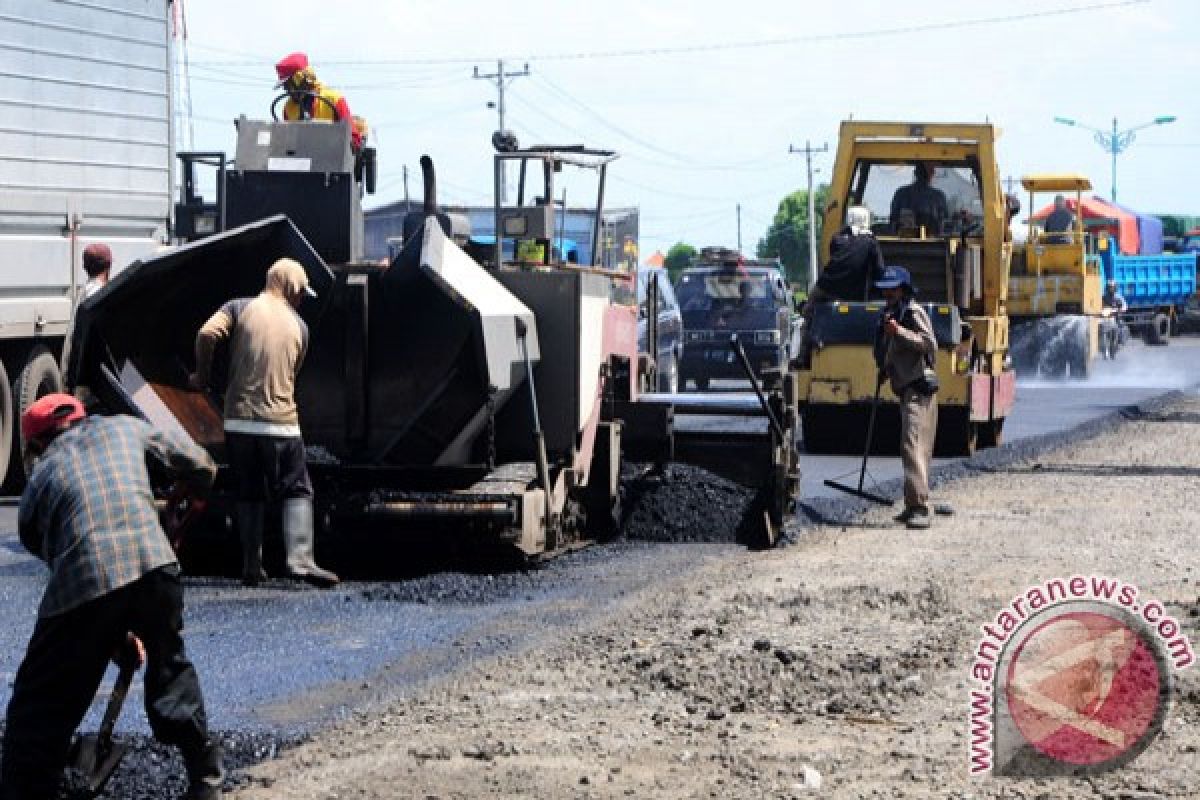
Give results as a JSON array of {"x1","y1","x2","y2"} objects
[
  {"x1": 6, "y1": 349, "x2": 65, "y2": 492},
  {"x1": 0, "y1": 361, "x2": 13, "y2": 492},
  {"x1": 1145, "y1": 313, "x2": 1171, "y2": 346},
  {"x1": 693, "y1": 376, "x2": 710, "y2": 391}
]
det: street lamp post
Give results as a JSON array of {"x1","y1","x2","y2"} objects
[{"x1": 1053, "y1": 115, "x2": 1176, "y2": 203}]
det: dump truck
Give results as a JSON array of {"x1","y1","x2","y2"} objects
[
  {"x1": 68, "y1": 111, "x2": 800, "y2": 561},
  {"x1": 1096, "y1": 231, "x2": 1196, "y2": 346},
  {"x1": 800, "y1": 121, "x2": 1015, "y2": 456},
  {"x1": 0, "y1": 0, "x2": 173, "y2": 488},
  {"x1": 1007, "y1": 174, "x2": 1102, "y2": 378}
]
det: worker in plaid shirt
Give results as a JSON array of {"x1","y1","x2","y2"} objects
[{"x1": 0, "y1": 395, "x2": 224, "y2": 800}]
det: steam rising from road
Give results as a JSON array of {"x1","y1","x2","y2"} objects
[{"x1": 1019, "y1": 339, "x2": 1198, "y2": 390}]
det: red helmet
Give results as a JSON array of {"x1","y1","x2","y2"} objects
[
  {"x1": 22, "y1": 393, "x2": 85, "y2": 441},
  {"x1": 274, "y1": 52, "x2": 310, "y2": 87}
]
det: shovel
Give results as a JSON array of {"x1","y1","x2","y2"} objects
[
  {"x1": 823, "y1": 340, "x2": 894, "y2": 506},
  {"x1": 66, "y1": 660, "x2": 136, "y2": 797}
]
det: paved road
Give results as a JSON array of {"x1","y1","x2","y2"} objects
[
  {"x1": 0, "y1": 338, "x2": 1194, "y2": 736},
  {"x1": 679, "y1": 338, "x2": 1200, "y2": 501}
]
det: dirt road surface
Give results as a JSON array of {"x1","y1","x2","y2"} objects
[{"x1": 231, "y1": 397, "x2": 1200, "y2": 799}]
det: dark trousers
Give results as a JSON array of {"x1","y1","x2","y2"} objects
[
  {"x1": 225, "y1": 432, "x2": 313, "y2": 503},
  {"x1": 0, "y1": 566, "x2": 210, "y2": 800}
]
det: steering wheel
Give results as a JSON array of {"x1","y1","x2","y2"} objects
[{"x1": 270, "y1": 91, "x2": 341, "y2": 122}]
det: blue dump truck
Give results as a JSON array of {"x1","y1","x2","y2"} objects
[{"x1": 1097, "y1": 232, "x2": 1197, "y2": 345}]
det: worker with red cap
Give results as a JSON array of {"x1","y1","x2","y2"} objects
[
  {"x1": 274, "y1": 51, "x2": 363, "y2": 152},
  {"x1": 82, "y1": 242, "x2": 112, "y2": 299},
  {"x1": 0, "y1": 395, "x2": 224, "y2": 800}
]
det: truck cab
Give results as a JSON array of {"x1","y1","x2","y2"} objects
[{"x1": 677, "y1": 248, "x2": 798, "y2": 390}]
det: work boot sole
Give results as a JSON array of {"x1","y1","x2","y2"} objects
[
  {"x1": 287, "y1": 571, "x2": 340, "y2": 589},
  {"x1": 906, "y1": 516, "x2": 932, "y2": 529}
]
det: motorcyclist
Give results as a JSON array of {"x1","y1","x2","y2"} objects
[{"x1": 1099, "y1": 279, "x2": 1128, "y2": 359}]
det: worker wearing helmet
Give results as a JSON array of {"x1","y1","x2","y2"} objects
[
  {"x1": 1, "y1": 395, "x2": 223, "y2": 800},
  {"x1": 874, "y1": 266, "x2": 939, "y2": 529},
  {"x1": 274, "y1": 52, "x2": 363, "y2": 152}
]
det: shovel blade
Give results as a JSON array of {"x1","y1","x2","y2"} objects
[{"x1": 67, "y1": 734, "x2": 129, "y2": 796}]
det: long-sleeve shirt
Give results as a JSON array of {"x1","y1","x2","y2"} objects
[
  {"x1": 194, "y1": 293, "x2": 309, "y2": 435},
  {"x1": 874, "y1": 301, "x2": 938, "y2": 396},
  {"x1": 18, "y1": 415, "x2": 216, "y2": 618},
  {"x1": 817, "y1": 228, "x2": 886, "y2": 300}
]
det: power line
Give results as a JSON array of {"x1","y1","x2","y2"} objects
[{"x1": 189, "y1": 1, "x2": 1145, "y2": 67}]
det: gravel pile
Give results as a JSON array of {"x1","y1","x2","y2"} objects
[
  {"x1": 619, "y1": 464, "x2": 757, "y2": 544},
  {"x1": 0, "y1": 728, "x2": 308, "y2": 800}
]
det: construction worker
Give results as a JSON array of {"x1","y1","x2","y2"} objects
[
  {"x1": 797, "y1": 206, "x2": 884, "y2": 366},
  {"x1": 274, "y1": 51, "x2": 362, "y2": 152},
  {"x1": 190, "y1": 258, "x2": 339, "y2": 588},
  {"x1": 82, "y1": 242, "x2": 112, "y2": 299},
  {"x1": 890, "y1": 163, "x2": 948, "y2": 235},
  {"x1": 0, "y1": 394, "x2": 223, "y2": 800},
  {"x1": 874, "y1": 266, "x2": 938, "y2": 530},
  {"x1": 1043, "y1": 194, "x2": 1075, "y2": 244}
]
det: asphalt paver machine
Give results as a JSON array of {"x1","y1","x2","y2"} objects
[{"x1": 68, "y1": 116, "x2": 799, "y2": 560}]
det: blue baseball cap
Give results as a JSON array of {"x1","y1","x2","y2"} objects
[{"x1": 875, "y1": 265, "x2": 913, "y2": 290}]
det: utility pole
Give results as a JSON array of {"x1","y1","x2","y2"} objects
[
  {"x1": 473, "y1": 59, "x2": 530, "y2": 202},
  {"x1": 788, "y1": 140, "x2": 828, "y2": 290},
  {"x1": 402, "y1": 165, "x2": 410, "y2": 210},
  {"x1": 736, "y1": 203, "x2": 742, "y2": 252}
]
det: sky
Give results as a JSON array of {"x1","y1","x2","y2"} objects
[{"x1": 177, "y1": 0, "x2": 1200, "y2": 260}]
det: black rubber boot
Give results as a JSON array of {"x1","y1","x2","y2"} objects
[
  {"x1": 282, "y1": 498, "x2": 339, "y2": 588},
  {"x1": 236, "y1": 502, "x2": 267, "y2": 587},
  {"x1": 182, "y1": 739, "x2": 224, "y2": 799}
]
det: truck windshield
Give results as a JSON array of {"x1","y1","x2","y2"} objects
[
  {"x1": 677, "y1": 271, "x2": 774, "y2": 311},
  {"x1": 853, "y1": 163, "x2": 983, "y2": 235}
]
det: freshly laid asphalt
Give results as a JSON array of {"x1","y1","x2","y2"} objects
[{"x1": 0, "y1": 337, "x2": 1195, "y2": 750}]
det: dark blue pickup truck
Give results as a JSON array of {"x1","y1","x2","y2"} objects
[{"x1": 676, "y1": 252, "x2": 800, "y2": 390}]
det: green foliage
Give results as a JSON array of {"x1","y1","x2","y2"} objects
[
  {"x1": 756, "y1": 184, "x2": 831, "y2": 286},
  {"x1": 664, "y1": 242, "x2": 697, "y2": 283}
]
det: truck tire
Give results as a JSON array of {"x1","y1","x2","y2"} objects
[
  {"x1": 1145, "y1": 313, "x2": 1171, "y2": 346},
  {"x1": 0, "y1": 361, "x2": 13, "y2": 492},
  {"x1": 6, "y1": 348, "x2": 65, "y2": 492}
]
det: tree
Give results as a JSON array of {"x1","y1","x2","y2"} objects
[
  {"x1": 757, "y1": 184, "x2": 831, "y2": 287},
  {"x1": 664, "y1": 242, "x2": 697, "y2": 283}
]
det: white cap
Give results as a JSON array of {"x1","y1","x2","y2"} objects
[{"x1": 846, "y1": 206, "x2": 872, "y2": 236}]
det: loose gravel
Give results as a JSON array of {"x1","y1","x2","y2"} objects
[{"x1": 226, "y1": 393, "x2": 1200, "y2": 799}]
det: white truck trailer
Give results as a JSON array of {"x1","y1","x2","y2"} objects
[{"x1": 0, "y1": 0, "x2": 173, "y2": 487}]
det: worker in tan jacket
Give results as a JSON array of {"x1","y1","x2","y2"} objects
[
  {"x1": 873, "y1": 266, "x2": 938, "y2": 529},
  {"x1": 190, "y1": 258, "x2": 338, "y2": 587}
]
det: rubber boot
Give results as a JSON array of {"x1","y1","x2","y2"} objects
[
  {"x1": 236, "y1": 502, "x2": 267, "y2": 587},
  {"x1": 282, "y1": 497, "x2": 339, "y2": 588},
  {"x1": 183, "y1": 739, "x2": 224, "y2": 800}
]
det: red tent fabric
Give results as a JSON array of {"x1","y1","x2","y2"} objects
[
  {"x1": 1031, "y1": 195, "x2": 1139, "y2": 255},
  {"x1": 644, "y1": 250, "x2": 665, "y2": 268}
]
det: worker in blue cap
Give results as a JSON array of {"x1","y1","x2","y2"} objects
[{"x1": 873, "y1": 266, "x2": 938, "y2": 529}]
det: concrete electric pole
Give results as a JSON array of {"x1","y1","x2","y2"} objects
[
  {"x1": 736, "y1": 203, "x2": 742, "y2": 252},
  {"x1": 473, "y1": 59, "x2": 530, "y2": 202},
  {"x1": 788, "y1": 141, "x2": 828, "y2": 291}
]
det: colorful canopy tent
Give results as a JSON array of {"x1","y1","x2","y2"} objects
[
  {"x1": 1112, "y1": 203, "x2": 1164, "y2": 255},
  {"x1": 644, "y1": 250, "x2": 665, "y2": 268},
  {"x1": 1031, "y1": 195, "x2": 1139, "y2": 255}
]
